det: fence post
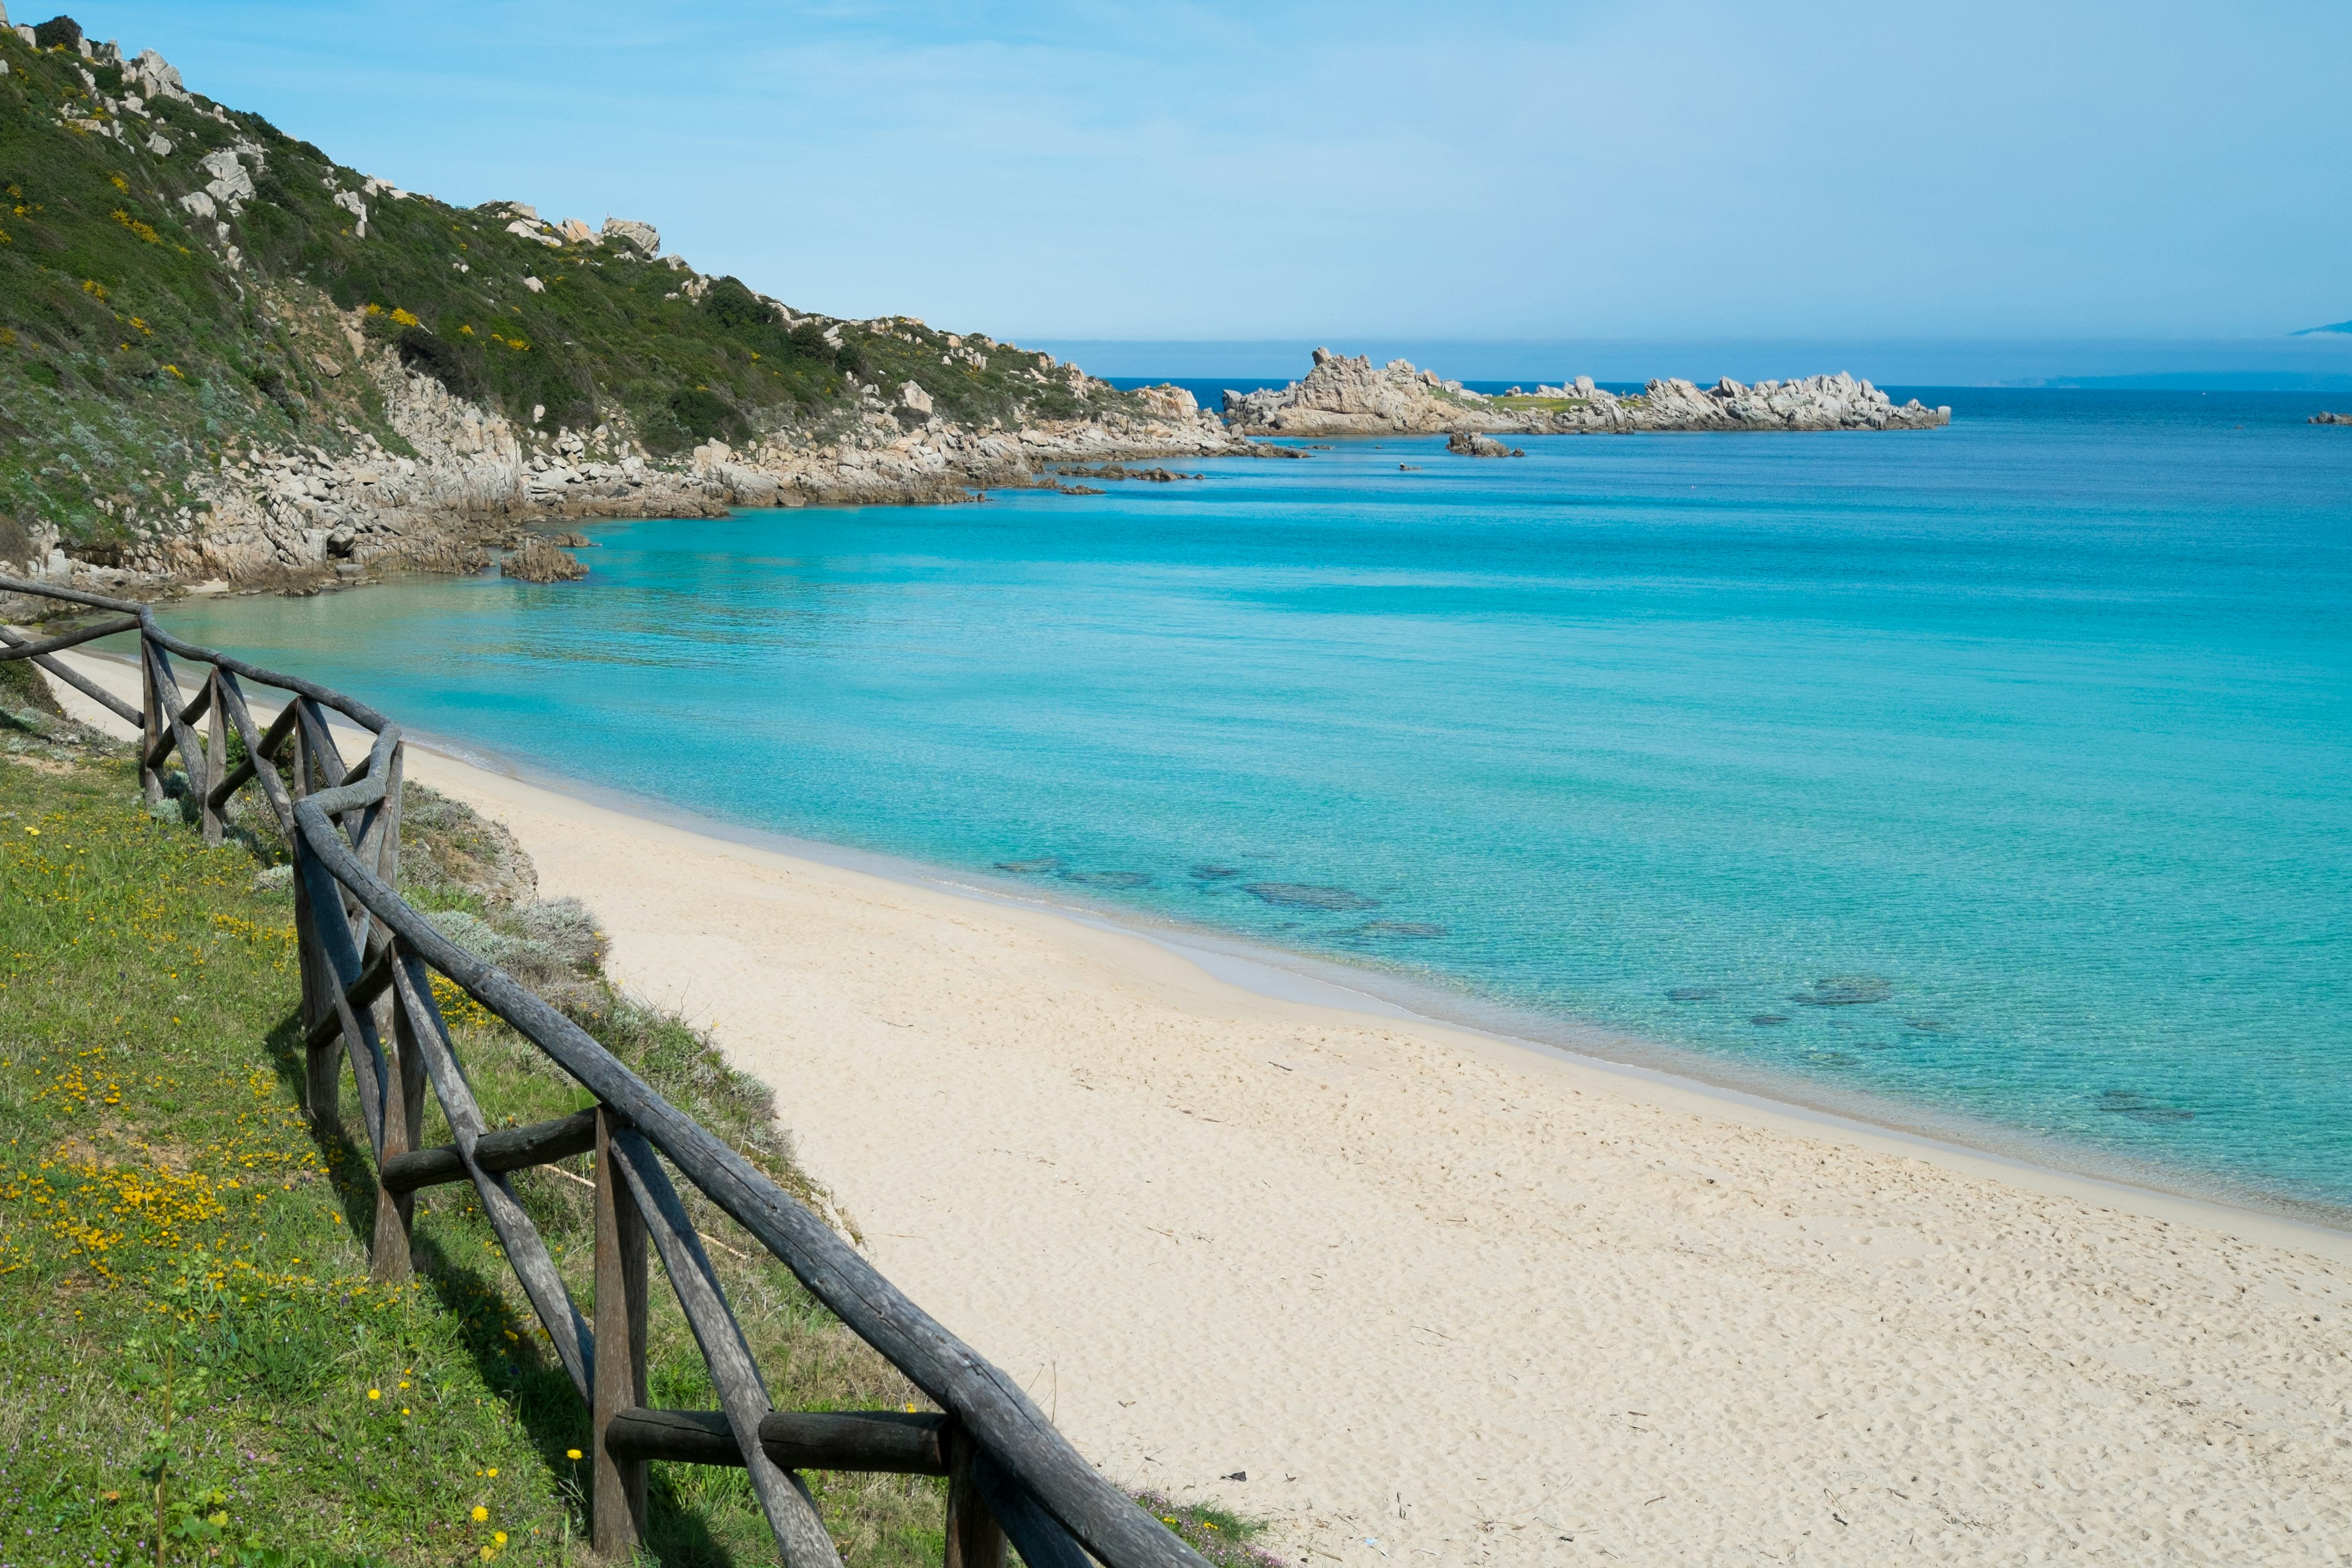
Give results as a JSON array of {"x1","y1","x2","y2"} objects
[
  {"x1": 200, "y1": 669, "x2": 225, "y2": 848},
  {"x1": 291, "y1": 711, "x2": 342, "y2": 1129},
  {"x1": 137, "y1": 636, "x2": 162, "y2": 810},
  {"x1": 592, "y1": 1106, "x2": 650, "y2": 1559},
  {"x1": 944, "y1": 1426, "x2": 1008, "y2": 1568},
  {"x1": 369, "y1": 747, "x2": 422, "y2": 1283}
]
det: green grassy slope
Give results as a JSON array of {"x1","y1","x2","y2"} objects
[
  {"x1": 0, "y1": 729, "x2": 952, "y2": 1562},
  {"x1": 0, "y1": 12, "x2": 1143, "y2": 559},
  {"x1": 0, "y1": 692, "x2": 1284, "y2": 1566}
]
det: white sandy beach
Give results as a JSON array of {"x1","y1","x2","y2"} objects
[{"x1": 45, "y1": 649, "x2": 2352, "y2": 1566}]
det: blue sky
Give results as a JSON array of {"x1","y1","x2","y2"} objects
[{"x1": 65, "y1": 2, "x2": 2352, "y2": 344}]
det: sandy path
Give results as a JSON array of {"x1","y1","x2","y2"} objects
[{"x1": 42, "y1": 650, "x2": 2352, "y2": 1565}]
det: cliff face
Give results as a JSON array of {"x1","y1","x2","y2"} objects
[
  {"x1": 0, "y1": 22, "x2": 1248, "y2": 595},
  {"x1": 1224, "y1": 349, "x2": 1951, "y2": 436}
]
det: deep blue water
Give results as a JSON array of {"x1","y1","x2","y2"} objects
[{"x1": 157, "y1": 390, "x2": 2352, "y2": 1214}]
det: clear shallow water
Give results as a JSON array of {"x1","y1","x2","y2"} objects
[{"x1": 157, "y1": 391, "x2": 2352, "y2": 1213}]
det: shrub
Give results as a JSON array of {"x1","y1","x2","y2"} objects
[
  {"x1": 31, "y1": 15, "x2": 82, "y2": 51},
  {"x1": 668, "y1": 384, "x2": 744, "y2": 443},
  {"x1": 394, "y1": 323, "x2": 478, "y2": 399},
  {"x1": 701, "y1": 275, "x2": 776, "y2": 333}
]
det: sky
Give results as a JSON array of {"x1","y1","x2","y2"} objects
[{"x1": 62, "y1": 1, "x2": 2352, "y2": 349}]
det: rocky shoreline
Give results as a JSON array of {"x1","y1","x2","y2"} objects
[
  {"x1": 1, "y1": 338, "x2": 1952, "y2": 609},
  {"x1": 1, "y1": 330, "x2": 1253, "y2": 602},
  {"x1": 1224, "y1": 348, "x2": 1952, "y2": 436}
]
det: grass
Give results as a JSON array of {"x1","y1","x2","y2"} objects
[
  {"x1": 0, "y1": 710, "x2": 943, "y2": 1564},
  {"x1": 0, "y1": 680, "x2": 1286, "y2": 1567}
]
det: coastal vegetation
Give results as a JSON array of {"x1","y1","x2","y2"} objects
[
  {"x1": 0, "y1": 672, "x2": 1281, "y2": 1566},
  {"x1": 0, "y1": 16, "x2": 1143, "y2": 562}
]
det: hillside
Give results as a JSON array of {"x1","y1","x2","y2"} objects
[{"x1": 0, "y1": 11, "x2": 1236, "y2": 589}]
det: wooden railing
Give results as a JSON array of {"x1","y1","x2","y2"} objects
[{"x1": 0, "y1": 575, "x2": 1207, "y2": 1568}]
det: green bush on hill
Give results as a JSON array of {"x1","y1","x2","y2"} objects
[{"x1": 0, "y1": 15, "x2": 1149, "y2": 552}]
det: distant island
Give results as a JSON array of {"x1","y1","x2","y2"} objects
[{"x1": 1224, "y1": 348, "x2": 1953, "y2": 437}]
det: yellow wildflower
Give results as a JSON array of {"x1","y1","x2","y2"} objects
[
  {"x1": 472, "y1": 1505, "x2": 489, "y2": 1522},
  {"x1": 368, "y1": 1387, "x2": 380, "y2": 1400},
  {"x1": 565, "y1": 1449, "x2": 582, "y2": 1460}
]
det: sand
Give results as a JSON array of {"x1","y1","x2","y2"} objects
[{"x1": 41, "y1": 649, "x2": 2352, "y2": 1564}]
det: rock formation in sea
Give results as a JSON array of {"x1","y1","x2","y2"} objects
[
  {"x1": 1224, "y1": 349, "x2": 1953, "y2": 437},
  {"x1": 2312, "y1": 411, "x2": 2351, "y2": 425},
  {"x1": 500, "y1": 537, "x2": 590, "y2": 582}
]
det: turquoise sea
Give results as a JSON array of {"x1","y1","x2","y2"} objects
[{"x1": 155, "y1": 390, "x2": 2352, "y2": 1218}]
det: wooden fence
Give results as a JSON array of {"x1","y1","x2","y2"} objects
[{"x1": 0, "y1": 575, "x2": 1210, "y2": 1568}]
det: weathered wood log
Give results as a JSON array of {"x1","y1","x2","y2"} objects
[
  {"x1": 380, "y1": 1107, "x2": 600, "y2": 1194},
  {"x1": 293, "y1": 821, "x2": 391, "y2": 1159},
  {"x1": 592, "y1": 1108, "x2": 650, "y2": 1560},
  {"x1": 0, "y1": 576, "x2": 149, "y2": 616},
  {"x1": 173, "y1": 674, "x2": 212, "y2": 730},
  {"x1": 300, "y1": 803, "x2": 1210, "y2": 1568},
  {"x1": 971, "y1": 1446, "x2": 1092, "y2": 1568},
  {"x1": 606, "y1": 1127, "x2": 842, "y2": 1567},
  {"x1": 388, "y1": 951, "x2": 595, "y2": 1401},
  {"x1": 603, "y1": 1407, "x2": 949, "y2": 1475},
  {"x1": 0, "y1": 612, "x2": 138, "y2": 660},
  {"x1": 0, "y1": 625, "x2": 140, "y2": 725},
  {"x1": 143, "y1": 640, "x2": 207, "y2": 809},
  {"x1": 138, "y1": 638, "x2": 162, "y2": 809},
  {"x1": 200, "y1": 671, "x2": 226, "y2": 847},
  {"x1": 303, "y1": 943, "x2": 398, "y2": 1057},
  {"x1": 211, "y1": 676, "x2": 298, "y2": 839},
  {"x1": 368, "y1": 747, "x2": 416, "y2": 1287},
  {"x1": 946, "y1": 1425, "x2": 1009, "y2": 1568}
]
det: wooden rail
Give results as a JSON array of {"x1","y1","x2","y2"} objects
[{"x1": 0, "y1": 575, "x2": 1210, "y2": 1568}]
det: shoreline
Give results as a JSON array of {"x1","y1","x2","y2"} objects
[
  {"x1": 47, "y1": 644, "x2": 2352, "y2": 1256},
  {"x1": 37, "y1": 647, "x2": 2352, "y2": 1565}
]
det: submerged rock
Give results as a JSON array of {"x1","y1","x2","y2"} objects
[
  {"x1": 1666, "y1": 987, "x2": 1720, "y2": 1002},
  {"x1": 1243, "y1": 882, "x2": 1381, "y2": 911},
  {"x1": 1189, "y1": 864, "x2": 1242, "y2": 880},
  {"x1": 1749, "y1": 1014, "x2": 1790, "y2": 1026},
  {"x1": 993, "y1": 856, "x2": 1060, "y2": 874},
  {"x1": 2094, "y1": 1090, "x2": 2195, "y2": 1125},
  {"x1": 1792, "y1": 976, "x2": 1891, "y2": 1007}
]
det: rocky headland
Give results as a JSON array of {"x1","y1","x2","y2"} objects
[
  {"x1": 0, "y1": 21, "x2": 1253, "y2": 603},
  {"x1": 0, "y1": 20, "x2": 1947, "y2": 609},
  {"x1": 1224, "y1": 348, "x2": 1952, "y2": 437}
]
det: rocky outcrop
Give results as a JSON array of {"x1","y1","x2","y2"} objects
[
  {"x1": 1225, "y1": 349, "x2": 1951, "y2": 436},
  {"x1": 1445, "y1": 431, "x2": 1518, "y2": 458},
  {"x1": 0, "y1": 317, "x2": 1259, "y2": 597},
  {"x1": 501, "y1": 538, "x2": 589, "y2": 582},
  {"x1": 2312, "y1": 412, "x2": 2351, "y2": 425}
]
